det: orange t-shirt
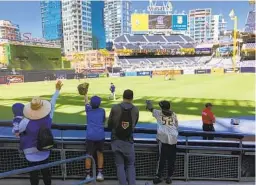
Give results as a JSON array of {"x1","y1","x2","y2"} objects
[{"x1": 202, "y1": 108, "x2": 215, "y2": 124}]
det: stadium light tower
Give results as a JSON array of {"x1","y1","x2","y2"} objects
[{"x1": 229, "y1": 9, "x2": 238, "y2": 72}]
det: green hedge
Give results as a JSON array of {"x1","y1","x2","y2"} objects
[{"x1": 8, "y1": 44, "x2": 62, "y2": 70}]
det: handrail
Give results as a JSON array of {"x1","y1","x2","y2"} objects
[
  {"x1": 0, "y1": 121, "x2": 245, "y2": 140},
  {"x1": 0, "y1": 155, "x2": 96, "y2": 185}
]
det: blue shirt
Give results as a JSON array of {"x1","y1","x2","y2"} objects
[
  {"x1": 110, "y1": 85, "x2": 115, "y2": 93},
  {"x1": 85, "y1": 104, "x2": 105, "y2": 141}
]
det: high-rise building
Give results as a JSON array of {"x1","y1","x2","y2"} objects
[
  {"x1": 62, "y1": 0, "x2": 92, "y2": 54},
  {"x1": 41, "y1": 1, "x2": 63, "y2": 41},
  {"x1": 91, "y1": 1, "x2": 106, "y2": 49},
  {"x1": 188, "y1": 9, "x2": 226, "y2": 42},
  {"x1": 104, "y1": 1, "x2": 131, "y2": 42},
  {"x1": 0, "y1": 20, "x2": 20, "y2": 40}
]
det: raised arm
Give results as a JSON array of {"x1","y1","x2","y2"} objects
[
  {"x1": 84, "y1": 94, "x2": 89, "y2": 105},
  {"x1": 50, "y1": 81, "x2": 63, "y2": 119}
]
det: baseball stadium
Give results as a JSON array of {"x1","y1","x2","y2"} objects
[{"x1": 0, "y1": 0, "x2": 255, "y2": 185}]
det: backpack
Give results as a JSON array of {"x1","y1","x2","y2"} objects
[
  {"x1": 37, "y1": 126, "x2": 54, "y2": 151},
  {"x1": 115, "y1": 105, "x2": 133, "y2": 140}
]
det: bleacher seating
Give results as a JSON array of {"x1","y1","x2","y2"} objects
[
  {"x1": 114, "y1": 34, "x2": 195, "y2": 51},
  {"x1": 244, "y1": 10, "x2": 256, "y2": 33},
  {"x1": 165, "y1": 35, "x2": 185, "y2": 43},
  {"x1": 125, "y1": 35, "x2": 147, "y2": 43},
  {"x1": 242, "y1": 43, "x2": 256, "y2": 50}
]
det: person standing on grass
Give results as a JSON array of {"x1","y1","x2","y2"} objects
[
  {"x1": 18, "y1": 80, "x2": 63, "y2": 185},
  {"x1": 108, "y1": 89, "x2": 139, "y2": 185},
  {"x1": 109, "y1": 83, "x2": 116, "y2": 100},
  {"x1": 202, "y1": 103, "x2": 216, "y2": 140},
  {"x1": 146, "y1": 100, "x2": 178, "y2": 185},
  {"x1": 84, "y1": 92, "x2": 106, "y2": 182}
]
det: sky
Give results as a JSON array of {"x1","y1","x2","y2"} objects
[{"x1": 0, "y1": 1, "x2": 253, "y2": 38}]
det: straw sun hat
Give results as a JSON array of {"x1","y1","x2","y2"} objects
[{"x1": 23, "y1": 97, "x2": 51, "y2": 120}]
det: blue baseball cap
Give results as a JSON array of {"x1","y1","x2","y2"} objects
[
  {"x1": 12, "y1": 103, "x2": 24, "y2": 117},
  {"x1": 90, "y1": 96, "x2": 101, "y2": 108}
]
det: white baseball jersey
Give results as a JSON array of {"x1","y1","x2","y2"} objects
[{"x1": 153, "y1": 109, "x2": 178, "y2": 145}]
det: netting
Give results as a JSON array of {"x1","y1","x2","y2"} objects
[
  {"x1": 0, "y1": 149, "x2": 62, "y2": 177},
  {"x1": 188, "y1": 154, "x2": 239, "y2": 179}
]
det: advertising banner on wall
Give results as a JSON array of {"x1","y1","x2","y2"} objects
[
  {"x1": 195, "y1": 69, "x2": 211, "y2": 74},
  {"x1": 125, "y1": 72, "x2": 137, "y2": 77},
  {"x1": 137, "y1": 71, "x2": 151, "y2": 76},
  {"x1": 183, "y1": 69, "x2": 195, "y2": 75},
  {"x1": 195, "y1": 48, "x2": 212, "y2": 55},
  {"x1": 6, "y1": 75, "x2": 24, "y2": 83},
  {"x1": 99, "y1": 73, "x2": 107, "y2": 78},
  {"x1": 240, "y1": 67, "x2": 255, "y2": 73},
  {"x1": 149, "y1": 15, "x2": 172, "y2": 30},
  {"x1": 172, "y1": 15, "x2": 188, "y2": 31},
  {"x1": 109, "y1": 73, "x2": 121, "y2": 77},
  {"x1": 211, "y1": 68, "x2": 224, "y2": 74},
  {"x1": 86, "y1": 73, "x2": 99, "y2": 78},
  {"x1": 225, "y1": 68, "x2": 240, "y2": 73},
  {"x1": 153, "y1": 70, "x2": 181, "y2": 75}
]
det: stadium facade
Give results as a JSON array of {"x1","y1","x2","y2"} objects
[
  {"x1": 62, "y1": 0, "x2": 92, "y2": 54},
  {"x1": 0, "y1": 20, "x2": 21, "y2": 41},
  {"x1": 104, "y1": 1, "x2": 132, "y2": 42},
  {"x1": 188, "y1": 9, "x2": 226, "y2": 42},
  {"x1": 40, "y1": 1, "x2": 63, "y2": 42},
  {"x1": 91, "y1": 1, "x2": 106, "y2": 49}
]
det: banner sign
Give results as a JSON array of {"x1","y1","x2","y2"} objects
[
  {"x1": 195, "y1": 69, "x2": 211, "y2": 74},
  {"x1": 211, "y1": 68, "x2": 224, "y2": 74},
  {"x1": 240, "y1": 67, "x2": 255, "y2": 73},
  {"x1": 109, "y1": 73, "x2": 121, "y2": 77},
  {"x1": 153, "y1": 70, "x2": 181, "y2": 76},
  {"x1": 125, "y1": 72, "x2": 137, "y2": 77},
  {"x1": 183, "y1": 69, "x2": 195, "y2": 75},
  {"x1": 0, "y1": 76, "x2": 6, "y2": 84},
  {"x1": 195, "y1": 48, "x2": 212, "y2": 54},
  {"x1": 137, "y1": 71, "x2": 151, "y2": 76},
  {"x1": 149, "y1": 15, "x2": 172, "y2": 30},
  {"x1": 99, "y1": 73, "x2": 107, "y2": 78},
  {"x1": 86, "y1": 73, "x2": 99, "y2": 78},
  {"x1": 6, "y1": 75, "x2": 24, "y2": 83},
  {"x1": 91, "y1": 64, "x2": 104, "y2": 68},
  {"x1": 172, "y1": 15, "x2": 188, "y2": 31},
  {"x1": 87, "y1": 69, "x2": 105, "y2": 73}
]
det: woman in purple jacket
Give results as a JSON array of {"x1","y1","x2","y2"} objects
[{"x1": 17, "y1": 81, "x2": 63, "y2": 185}]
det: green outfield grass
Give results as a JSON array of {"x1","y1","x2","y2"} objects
[{"x1": 0, "y1": 74, "x2": 255, "y2": 124}]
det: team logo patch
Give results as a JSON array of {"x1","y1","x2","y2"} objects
[{"x1": 122, "y1": 122, "x2": 129, "y2": 129}]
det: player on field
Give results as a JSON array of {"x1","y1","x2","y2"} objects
[
  {"x1": 109, "y1": 83, "x2": 116, "y2": 100},
  {"x1": 146, "y1": 100, "x2": 178, "y2": 185}
]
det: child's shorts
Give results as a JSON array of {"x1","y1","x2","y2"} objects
[{"x1": 86, "y1": 140, "x2": 104, "y2": 155}]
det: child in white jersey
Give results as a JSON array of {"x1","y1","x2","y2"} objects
[{"x1": 146, "y1": 100, "x2": 178, "y2": 185}]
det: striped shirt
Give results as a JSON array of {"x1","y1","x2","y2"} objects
[{"x1": 153, "y1": 109, "x2": 179, "y2": 145}]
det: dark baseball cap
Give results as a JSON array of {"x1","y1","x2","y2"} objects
[
  {"x1": 159, "y1": 100, "x2": 170, "y2": 110},
  {"x1": 90, "y1": 96, "x2": 101, "y2": 108},
  {"x1": 123, "y1": 89, "x2": 133, "y2": 100},
  {"x1": 205, "y1": 103, "x2": 213, "y2": 107}
]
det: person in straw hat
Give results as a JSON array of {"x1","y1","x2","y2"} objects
[{"x1": 18, "y1": 80, "x2": 63, "y2": 185}]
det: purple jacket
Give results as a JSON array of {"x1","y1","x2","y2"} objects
[{"x1": 18, "y1": 90, "x2": 59, "y2": 162}]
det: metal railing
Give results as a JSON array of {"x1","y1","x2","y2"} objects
[
  {"x1": 0, "y1": 155, "x2": 96, "y2": 185},
  {"x1": 0, "y1": 121, "x2": 255, "y2": 182}
]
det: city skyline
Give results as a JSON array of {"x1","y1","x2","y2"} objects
[{"x1": 0, "y1": 1, "x2": 252, "y2": 39}]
